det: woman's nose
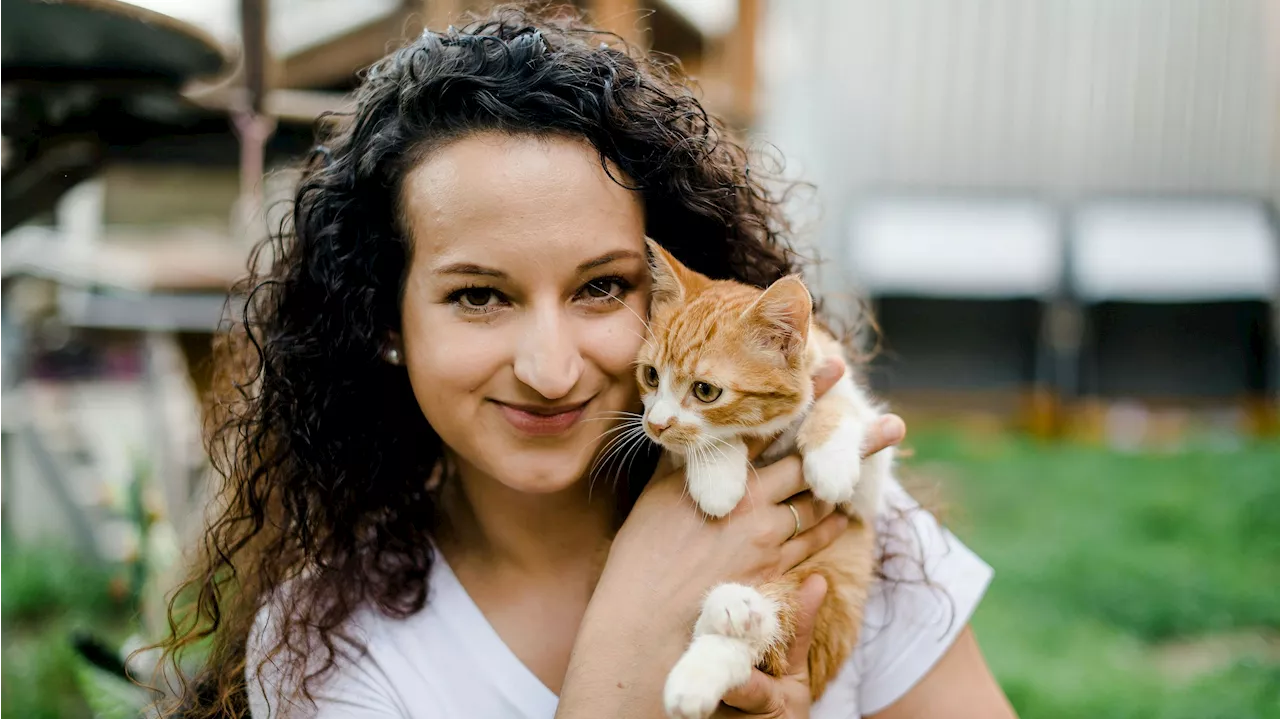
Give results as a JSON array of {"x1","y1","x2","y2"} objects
[{"x1": 513, "y1": 307, "x2": 585, "y2": 400}]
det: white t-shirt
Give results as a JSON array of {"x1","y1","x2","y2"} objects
[{"x1": 248, "y1": 481, "x2": 992, "y2": 718}]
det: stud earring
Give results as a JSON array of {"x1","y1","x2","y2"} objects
[{"x1": 384, "y1": 347, "x2": 403, "y2": 365}]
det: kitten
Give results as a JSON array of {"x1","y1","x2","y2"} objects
[{"x1": 635, "y1": 239, "x2": 892, "y2": 719}]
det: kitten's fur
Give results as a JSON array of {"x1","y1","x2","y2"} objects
[{"x1": 635, "y1": 240, "x2": 892, "y2": 719}]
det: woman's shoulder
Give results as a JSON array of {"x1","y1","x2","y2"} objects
[
  {"x1": 245, "y1": 565, "x2": 464, "y2": 718},
  {"x1": 818, "y1": 480, "x2": 994, "y2": 717}
]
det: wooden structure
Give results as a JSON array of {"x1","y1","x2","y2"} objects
[
  {"x1": 174, "y1": 0, "x2": 762, "y2": 129},
  {"x1": 1, "y1": 0, "x2": 227, "y2": 231},
  {"x1": 1, "y1": 0, "x2": 230, "y2": 550}
]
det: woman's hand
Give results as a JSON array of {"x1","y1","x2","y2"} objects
[{"x1": 557, "y1": 357, "x2": 906, "y2": 719}]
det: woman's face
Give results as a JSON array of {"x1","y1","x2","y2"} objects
[{"x1": 398, "y1": 132, "x2": 650, "y2": 495}]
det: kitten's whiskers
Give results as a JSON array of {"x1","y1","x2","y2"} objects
[{"x1": 588, "y1": 418, "x2": 647, "y2": 499}]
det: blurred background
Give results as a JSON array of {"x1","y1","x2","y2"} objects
[{"x1": 1, "y1": 0, "x2": 1277, "y2": 717}]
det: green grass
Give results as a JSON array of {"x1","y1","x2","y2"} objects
[{"x1": 905, "y1": 429, "x2": 1280, "y2": 719}]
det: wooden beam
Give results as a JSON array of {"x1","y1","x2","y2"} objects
[
  {"x1": 237, "y1": 0, "x2": 275, "y2": 246},
  {"x1": 266, "y1": 89, "x2": 355, "y2": 123},
  {"x1": 421, "y1": 0, "x2": 465, "y2": 32},
  {"x1": 241, "y1": 0, "x2": 269, "y2": 112},
  {"x1": 726, "y1": 0, "x2": 758, "y2": 125},
  {"x1": 186, "y1": 85, "x2": 352, "y2": 125},
  {"x1": 583, "y1": 0, "x2": 645, "y2": 47},
  {"x1": 687, "y1": 0, "x2": 758, "y2": 128},
  {"x1": 280, "y1": 12, "x2": 410, "y2": 88}
]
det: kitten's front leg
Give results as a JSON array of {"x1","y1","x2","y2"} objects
[
  {"x1": 664, "y1": 583, "x2": 782, "y2": 719},
  {"x1": 845, "y1": 444, "x2": 890, "y2": 521},
  {"x1": 685, "y1": 438, "x2": 749, "y2": 518},
  {"x1": 797, "y1": 374, "x2": 893, "y2": 521},
  {"x1": 797, "y1": 380, "x2": 865, "y2": 506}
]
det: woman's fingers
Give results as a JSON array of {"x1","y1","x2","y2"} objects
[
  {"x1": 745, "y1": 358, "x2": 846, "y2": 461},
  {"x1": 772, "y1": 491, "x2": 834, "y2": 543},
  {"x1": 811, "y1": 356, "x2": 846, "y2": 399},
  {"x1": 862, "y1": 414, "x2": 906, "y2": 459},
  {"x1": 716, "y1": 669, "x2": 783, "y2": 716},
  {"x1": 778, "y1": 512, "x2": 849, "y2": 572},
  {"x1": 755, "y1": 455, "x2": 808, "y2": 504},
  {"x1": 785, "y1": 574, "x2": 828, "y2": 668}
]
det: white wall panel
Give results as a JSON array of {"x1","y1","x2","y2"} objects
[{"x1": 759, "y1": 0, "x2": 1277, "y2": 197}]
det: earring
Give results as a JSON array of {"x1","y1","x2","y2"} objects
[{"x1": 384, "y1": 347, "x2": 403, "y2": 365}]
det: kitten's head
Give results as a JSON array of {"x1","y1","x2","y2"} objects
[{"x1": 636, "y1": 239, "x2": 815, "y2": 453}]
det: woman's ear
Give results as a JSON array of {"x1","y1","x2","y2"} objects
[{"x1": 383, "y1": 332, "x2": 405, "y2": 366}]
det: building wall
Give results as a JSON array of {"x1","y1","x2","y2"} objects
[{"x1": 759, "y1": 0, "x2": 1279, "y2": 251}]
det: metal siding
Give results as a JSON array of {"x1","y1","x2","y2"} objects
[{"x1": 760, "y1": 0, "x2": 1277, "y2": 197}]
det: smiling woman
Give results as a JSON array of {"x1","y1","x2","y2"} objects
[
  {"x1": 152, "y1": 6, "x2": 1013, "y2": 719},
  {"x1": 396, "y1": 134, "x2": 652, "y2": 494}
]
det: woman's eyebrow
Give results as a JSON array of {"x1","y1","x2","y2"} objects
[
  {"x1": 435, "y1": 263, "x2": 506, "y2": 278},
  {"x1": 577, "y1": 249, "x2": 643, "y2": 273},
  {"x1": 433, "y1": 249, "x2": 642, "y2": 278}
]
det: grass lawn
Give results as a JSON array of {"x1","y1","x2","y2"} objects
[{"x1": 903, "y1": 428, "x2": 1280, "y2": 719}]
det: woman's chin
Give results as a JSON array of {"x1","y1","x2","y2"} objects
[{"x1": 488, "y1": 448, "x2": 598, "y2": 496}]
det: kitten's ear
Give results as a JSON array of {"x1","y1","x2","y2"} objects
[
  {"x1": 746, "y1": 275, "x2": 812, "y2": 359},
  {"x1": 645, "y1": 237, "x2": 702, "y2": 307}
]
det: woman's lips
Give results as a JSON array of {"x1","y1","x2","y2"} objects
[{"x1": 495, "y1": 399, "x2": 590, "y2": 436}]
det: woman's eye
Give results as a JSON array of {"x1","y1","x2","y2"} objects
[
  {"x1": 692, "y1": 381, "x2": 722, "y2": 403},
  {"x1": 643, "y1": 365, "x2": 660, "y2": 388},
  {"x1": 582, "y1": 277, "x2": 626, "y2": 300},
  {"x1": 456, "y1": 288, "x2": 498, "y2": 309}
]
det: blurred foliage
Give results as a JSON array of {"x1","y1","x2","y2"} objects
[
  {"x1": 2, "y1": 545, "x2": 136, "y2": 719},
  {"x1": 2, "y1": 545, "x2": 126, "y2": 624},
  {"x1": 906, "y1": 427, "x2": 1280, "y2": 719}
]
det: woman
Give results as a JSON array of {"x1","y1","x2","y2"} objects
[{"x1": 158, "y1": 7, "x2": 1015, "y2": 718}]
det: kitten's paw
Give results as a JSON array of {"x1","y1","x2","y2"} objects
[
  {"x1": 841, "y1": 446, "x2": 891, "y2": 521},
  {"x1": 697, "y1": 583, "x2": 779, "y2": 645},
  {"x1": 694, "y1": 483, "x2": 744, "y2": 518},
  {"x1": 688, "y1": 451, "x2": 748, "y2": 517},
  {"x1": 664, "y1": 636, "x2": 753, "y2": 719},
  {"x1": 803, "y1": 432, "x2": 862, "y2": 505},
  {"x1": 663, "y1": 672, "x2": 721, "y2": 719}
]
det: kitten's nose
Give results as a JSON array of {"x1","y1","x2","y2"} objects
[{"x1": 647, "y1": 417, "x2": 674, "y2": 436}]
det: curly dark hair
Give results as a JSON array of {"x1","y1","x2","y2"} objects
[{"x1": 153, "y1": 5, "x2": 812, "y2": 717}]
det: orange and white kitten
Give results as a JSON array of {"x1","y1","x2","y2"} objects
[{"x1": 636, "y1": 239, "x2": 891, "y2": 719}]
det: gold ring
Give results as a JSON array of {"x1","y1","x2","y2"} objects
[{"x1": 785, "y1": 500, "x2": 802, "y2": 540}]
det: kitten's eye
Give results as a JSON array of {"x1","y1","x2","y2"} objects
[
  {"x1": 643, "y1": 365, "x2": 660, "y2": 388},
  {"x1": 692, "y1": 381, "x2": 722, "y2": 403}
]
